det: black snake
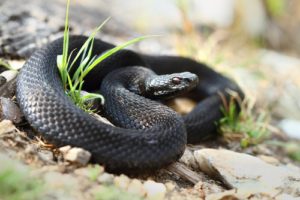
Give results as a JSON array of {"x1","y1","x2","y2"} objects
[{"x1": 16, "y1": 35, "x2": 243, "y2": 172}]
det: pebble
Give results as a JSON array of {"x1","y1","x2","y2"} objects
[
  {"x1": 194, "y1": 148, "x2": 300, "y2": 198},
  {"x1": 64, "y1": 147, "x2": 91, "y2": 165},
  {"x1": 114, "y1": 174, "x2": 130, "y2": 190},
  {"x1": 179, "y1": 148, "x2": 198, "y2": 169},
  {"x1": 97, "y1": 172, "x2": 114, "y2": 184},
  {"x1": 37, "y1": 149, "x2": 54, "y2": 164},
  {"x1": 127, "y1": 179, "x2": 146, "y2": 197},
  {"x1": 0, "y1": 119, "x2": 15, "y2": 134},
  {"x1": 59, "y1": 145, "x2": 72, "y2": 154},
  {"x1": 0, "y1": 97, "x2": 23, "y2": 124},
  {"x1": 143, "y1": 180, "x2": 166, "y2": 200},
  {"x1": 0, "y1": 70, "x2": 18, "y2": 82}
]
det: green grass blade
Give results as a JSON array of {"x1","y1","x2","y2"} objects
[
  {"x1": 79, "y1": 35, "x2": 159, "y2": 80},
  {"x1": 72, "y1": 38, "x2": 95, "y2": 83},
  {"x1": 62, "y1": 0, "x2": 70, "y2": 68},
  {"x1": 68, "y1": 17, "x2": 111, "y2": 70},
  {"x1": 81, "y1": 93, "x2": 105, "y2": 104}
]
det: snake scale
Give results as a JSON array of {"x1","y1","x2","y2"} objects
[{"x1": 16, "y1": 35, "x2": 243, "y2": 172}]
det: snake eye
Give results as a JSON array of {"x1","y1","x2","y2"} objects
[{"x1": 171, "y1": 77, "x2": 182, "y2": 85}]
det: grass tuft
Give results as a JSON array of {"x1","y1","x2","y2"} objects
[
  {"x1": 58, "y1": 0, "x2": 156, "y2": 113},
  {"x1": 218, "y1": 94, "x2": 270, "y2": 148}
]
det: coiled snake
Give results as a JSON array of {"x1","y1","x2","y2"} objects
[{"x1": 16, "y1": 35, "x2": 243, "y2": 172}]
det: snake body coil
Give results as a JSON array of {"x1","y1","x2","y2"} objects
[{"x1": 16, "y1": 36, "x2": 243, "y2": 172}]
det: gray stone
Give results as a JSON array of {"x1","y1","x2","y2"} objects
[
  {"x1": 143, "y1": 180, "x2": 166, "y2": 200},
  {"x1": 127, "y1": 179, "x2": 146, "y2": 197},
  {"x1": 97, "y1": 172, "x2": 114, "y2": 184},
  {"x1": 37, "y1": 149, "x2": 54, "y2": 164},
  {"x1": 0, "y1": 70, "x2": 18, "y2": 82},
  {"x1": 59, "y1": 145, "x2": 72, "y2": 154},
  {"x1": 0, "y1": 119, "x2": 15, "y2": 135},
  {"x1": 194, "y1": 148, "x2": 300, "y2": 197},
  {"x1": 113, "y1": 174, "x2": 130, "y2": 190},
  {"x1": 0, "y1": 97, "x2": 23, "y2": 124},
  {"x1": 179, "y1": 148, "x2": 197, "y2": 169},
  {"x1": 64, "y1": 147, "x2": 91, "y2": 165}
]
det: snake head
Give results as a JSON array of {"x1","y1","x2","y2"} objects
[{"x1": 145, "y1": 72, "x2": 199, "y2": 99}]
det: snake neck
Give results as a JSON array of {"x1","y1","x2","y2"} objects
[{"x1": 100, "y1": 66, "x2": 184, "y2": 130}]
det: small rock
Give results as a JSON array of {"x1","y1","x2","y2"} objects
[
  {"x1": 143, "y1": 180, "x2": 166, "y2": 200},
  {"x1": 97, "y1": 172, "x2": 114, "y2": 184},
  {"x1": 0, "y1": 119, "x2": 15, "y2": 134},
  {"x1": 0, "y1": 97, "x2": 23, "y2": 123},
  {"x1": 64, "y1": 147, "x2": 91, "y2": 165},
  {"x1": 279, "y1": 119, "x2": 300, "y2": 139},
  {"x1": 194, "y1": 148, "x2": 300, "y2": 197},
  {"x1": 0, "y1": 70, "x2": 18, "y2": 82},
  {"x1": 37, "y1": 149, "x2": 54, "y2": 164},
  {"x1": 127, "y1": 179, "x2": 146, "y2": 197},
  {"x1": 59, "y1": 145, "x2": 72, "y2": 154},
  {"x1": 114, "y1": 174, "x2": 130, "y2": 190},
  {"x1": 179, "y1": 148, "x2": 198, "y2": 169}
]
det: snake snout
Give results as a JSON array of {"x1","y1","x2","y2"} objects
[
  {"x1": 145, "y1": 71, "x2": 199, "y2": 99},
  {"x1": 180, "y1": 72, "x2": 199, "y2": 89}
]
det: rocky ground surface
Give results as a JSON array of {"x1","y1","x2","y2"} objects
[{"x1": 1, "y1": 0, "x2": 300, "y2": 200}]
